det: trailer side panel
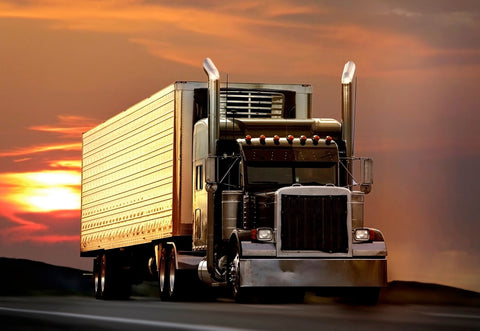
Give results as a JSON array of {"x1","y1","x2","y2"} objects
[{"x1": 81, "y1": 85, "x2": 176, "y2": 253}]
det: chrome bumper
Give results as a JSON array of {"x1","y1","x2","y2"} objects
[{"x1": 240, "y1": 258, "x2": 387, "y2": 287}]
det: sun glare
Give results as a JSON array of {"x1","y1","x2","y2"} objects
[
  {"x1": 25, "y1": 186, "x2": 80, "y2": 212},
  {"x1": 1, "y1": 170, "x2": 81, "y2": 212}
]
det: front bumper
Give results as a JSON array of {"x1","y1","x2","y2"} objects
[{"x1": 240, "y1": 258, "x2": 387, "y2": 288}]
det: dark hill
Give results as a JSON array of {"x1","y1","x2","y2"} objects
[
  {"x1": 380, "y1": 280, "x2": 480, "y2": 306},
  {"x1": 0, "y1": 257, "x2": 92, "y2": 296}
]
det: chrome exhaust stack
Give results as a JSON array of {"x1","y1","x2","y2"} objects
[
  {"x1": 203, "y1": 58, "x2": 220, "y2": 160},
  {"x1": 203, "y1": 58, "x2": 220, "y2": 274},
  {"x1": 341, "y1": 61, "x2": 356, "y2": 187}
]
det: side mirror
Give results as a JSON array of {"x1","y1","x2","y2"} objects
[{"x1": 360, "y1": 158, "x2": 373, "y2": 194}]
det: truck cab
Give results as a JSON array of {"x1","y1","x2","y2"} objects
[{"x1": 192, "y1": 60, "x2": 386, "y2": 303}]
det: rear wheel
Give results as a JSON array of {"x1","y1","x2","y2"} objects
[
  {"x1": 167, "y1": 247, "x2": 177, "y2": 298},
  {"x1": 158, "y1": 246, "x2": 168, "y2": 300},
  {"x1": 93, "y1": 256, "x2": 101, "y2": 299},
  {"x1": 96, "y1": 252, "x2": 131, "y2": 300},
  {"x1": 159, "y1": 245, "x2": 179, "y2": 301},
  {"x1": 99, "y1": 253, "x2": 109, "y2": 299}
]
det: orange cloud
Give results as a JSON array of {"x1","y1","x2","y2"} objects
[
  {"x1": 0, "y1": 208, "x2": 79, "y2": 244},
  {"x1": 13, "y1": 157, "x2": 32, "y2": 163},
  {"x1": 0, "y1": 202, "x2": 46, "y2": 243},
  {"x1": 0, "y1": 115, "x2": 96, "y2": 157},
  {"x1": 3, "y1": 0, "x2": 472, "y2": 78},
  {"x1": 29, "y1": 115, "x2": 98, "y2": 138},
  {"x1": 28, "y1": 234, "x2": 79, "y2": 244},
  {"x1": 49, "y1": 160, "x2": 82, "y2": 169},
  {"x1": 0, "y1": 143, "x2": 81, "y2": 158}
]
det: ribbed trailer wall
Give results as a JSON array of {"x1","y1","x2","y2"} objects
[{"x1": 81, "y1": 85, "x2": 178, "y2": 253}]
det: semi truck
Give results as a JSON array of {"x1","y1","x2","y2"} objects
[{"x1": 80, "y1": 58, "x2": 387, "y2": 303}]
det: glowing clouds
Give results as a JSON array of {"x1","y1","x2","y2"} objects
[
  {"x1": 29, "y1": 115, "x2": 98, "y2": 138},
  {"x1": 0, "y1": 170, "x2": 81, "y2": 244},
  {"x1": 0, "y1": 115, "x2": 93, "y2": 245}
]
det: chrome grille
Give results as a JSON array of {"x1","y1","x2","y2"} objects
[
  {"x1": 220, "y1": 90, "x2": 284, "y2": 118},
  {"x1": 280, "y1": 195, "x2": 348, "y2": 253}
]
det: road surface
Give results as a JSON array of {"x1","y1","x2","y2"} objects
[{"x1": 0, "y1": 296, "x2": 479, "y2": 330}]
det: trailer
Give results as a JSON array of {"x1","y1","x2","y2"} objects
[{"x1": 81, "y1": 59, "x2": 387, "y2": 303}]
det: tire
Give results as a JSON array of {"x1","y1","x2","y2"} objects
[
  {"x1": 98, "y1": 252, "x2": 131, "y2": 300},
  {"x1": 99, "y1": 253, "x2": 108, "y2": 299},
  {"x1": 228, "y1": 244, "x2": 248, "y2": 302},
  {"x1": 93, "y1": 256, "x2": 101, "y2": 299},
  {"x1": 158, "y1": 244, "x2": 203, "y2": 301},
  {"x1": 167, "y1": 247, "x2": 177, "y2": 299},
  {"x1": 158, "y1": 246, "x2": 168, "y2": 300},
  {"x1": 159, "y1": 245, "x2": 178, "y2": 301}
]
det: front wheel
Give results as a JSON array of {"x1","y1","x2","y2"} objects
[
  {"x1": 228, "y1": 245, "x2": 248, "y2": 302},
  {"x1": 228, "y1": 252, "x2": 240, "y2": 299}
]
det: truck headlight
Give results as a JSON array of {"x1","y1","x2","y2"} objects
[
  {"x1": 256, "y1": 228, "x2": 274, "y2": 241},
  {"x1": 354, "y1": 228, "x2": 371, "y2": 242},
  {"x1": 353, "y1": 228, "x2": 385, "y2": 242}
]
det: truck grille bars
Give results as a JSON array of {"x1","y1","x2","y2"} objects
[
  {"x1": 220, "y1": 90, "x2": 284, "y2": 119},
  {"x1": 280, "y1": 195, "x2": 349, "y2": 253}
]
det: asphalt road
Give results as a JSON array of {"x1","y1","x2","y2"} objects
[{"x1": 0, "y1": 296, "x2": 479, "y2": 331}]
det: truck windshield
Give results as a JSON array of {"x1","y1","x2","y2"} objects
[{"x1": 246, "y1": 162, "x2": 337, "y2": 186}]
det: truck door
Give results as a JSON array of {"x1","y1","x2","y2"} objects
[{"x1": 193, "y1": 120, "x2": 209, "y2": 250}]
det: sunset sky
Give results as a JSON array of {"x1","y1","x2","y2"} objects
[{"x1": 1, "y1": 0, "x2": 479, "y2": 292}]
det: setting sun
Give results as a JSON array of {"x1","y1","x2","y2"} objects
[
  {"x1": 25, "y1": 186, "x2": 79, "y2": 211},
  {"x1": 0, "y1": 170, "x2": 80, "y2": 212}
]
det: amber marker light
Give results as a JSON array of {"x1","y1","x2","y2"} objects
[
  {"x1": 300, "y1": 135, "x2": 307, "y2": 145},
  {"x1": 326, "y1": 136, "x2": 333, "y2": 145},
  {"x1": 313, "y1": 135, "x2": 320, "y2": 145},
  {"x1": 273, "y1": 135, "x2": 280, "y2": 145},
  {"x1": 259, "y1": 134, "x2": 266, "y2": 144},
  {"x1": 287, "y1": 134, "x2": 294, "y2": 144},
  {"x1": 245, "y1": 135, "x2": 252, "y2": 144}
]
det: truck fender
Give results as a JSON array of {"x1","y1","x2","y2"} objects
[
  {"x1": 229, "y1": 229, "x2": 252, "y2": 257},
  {"x1": 229, "y1": 231, "x2": 242, "y2": 257}
]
